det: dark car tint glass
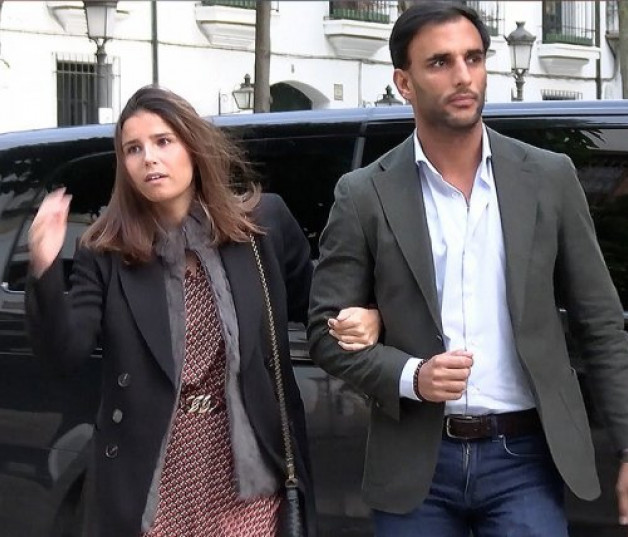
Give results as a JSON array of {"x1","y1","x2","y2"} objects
[
  {"x1": 4, "y1": 152, "x2": 114, "y2": 291},
  {"x1": 243, "y1": 135, "x2": 356, "y2": 258}
]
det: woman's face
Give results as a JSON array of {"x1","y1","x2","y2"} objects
[{"x1": 121, "y1": 110, "x2": 195, "y2": 225}]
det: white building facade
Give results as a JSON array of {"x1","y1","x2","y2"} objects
[{"x1": 0, "y1": 0, "x2": 622, "y2": 133}]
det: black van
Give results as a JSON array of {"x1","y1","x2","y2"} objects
[{"x1": 0, "y1": 100, "x2": 627, "y2": 537}]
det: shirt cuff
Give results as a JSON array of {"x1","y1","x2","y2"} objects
[{"x1": 400, "y1": 357, "x2": 423, "y2": 401}]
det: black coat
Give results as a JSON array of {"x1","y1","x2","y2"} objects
[{"x1": 26, "y1": 194, "x2": 315, "y2": 537}]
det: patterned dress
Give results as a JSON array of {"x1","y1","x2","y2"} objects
[{"x1": 144, "y1": 256, "x2": 280, "y2": 537}]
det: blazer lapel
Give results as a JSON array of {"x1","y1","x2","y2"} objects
[
  {"x1": 489, "y1": 129, "x2": 539, "y2": 329},
  {"x1": 372, "y1": 137, "x2": 442, "y2": 333},
  {"x1": 118, "y1": 259, "x2": 176, "y2": 385},
  {"x1": 220, "y1": 240, "x2": 264, "y2": 372}
]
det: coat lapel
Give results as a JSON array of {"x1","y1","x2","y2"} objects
[
  {"x1": 118, "y1": 259, "x2": 176, "y2": 385},
  {"x1": 489, "y1": 129, "x2": 539, "y2": 329},
  {"x1": 220, "y1": 240, "x2": 264, "y2": 372},
  {"x1": 372, "y1": 137, "x2": 442, "y2": 333}
]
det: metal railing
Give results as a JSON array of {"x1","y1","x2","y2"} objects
[
  {"x1": 464, "y1": 1, "x2": 503, "y2": 37},
  {"x1": 542, "y1": 0, "x2": 595, "y2": 47},
  {"x1": 329, "y1": 1, "x2": 395, "y2": 24},
  {"x1": 200, "y1": 0, "x2": 256, "y2": 9},
  {"x1": 55, "y1": 53, "x2": 120, "y2": 126},
  {"x1": 607, "y1": 0, "x2": 619, "y2": 34}
]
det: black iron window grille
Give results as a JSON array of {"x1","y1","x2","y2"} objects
[
  {"x1": 329, "y1": 1, "x2": 394, "y2": 24},
  {"x1": 56, "y1": 53, "x2": 119, "y2": 126},
  {"x1": 542, "y1": 0, "x2": 595, "y2": 47}
]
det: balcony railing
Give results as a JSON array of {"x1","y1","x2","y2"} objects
[
  {"x1": 329, "y1": 1, "x2": 394, "y2": 24},
  {"x1": 200, "y1": 0, "x2": 256, "y2": 9},
  {"x1": 607, "y1": 0, "x2": 619, "y2": 34},
  {"x1": 464, "y1": 1, "x2": 503, "y2": 37},
  {"x1": 542, "y1": 0, "x2": 595, "y2": 46}
]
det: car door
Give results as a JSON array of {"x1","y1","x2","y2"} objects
[{"x1": 0, "y1": 140, "x2": 114, "y2": 537}]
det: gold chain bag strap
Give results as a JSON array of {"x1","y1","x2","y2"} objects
[{"x1": 250, "y1": 235, "x2": 305, "y2": 537}]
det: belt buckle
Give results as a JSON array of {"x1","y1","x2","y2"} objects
[
  {"x1": 445, "y1": 415, "x2": 477, "y2": 440},
  {"x1": 183, "y1": 393, "x2": 221, "y2": 414}
]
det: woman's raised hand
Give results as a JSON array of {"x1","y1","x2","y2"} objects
[
  {"x1": 28, "y1": 188, "x2": 72, "y2": 278},
  {"x1": 328, "y1": 307, "x2": 381, "y2": 351}
]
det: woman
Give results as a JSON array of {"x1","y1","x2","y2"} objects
[{"x1": 26, "y1": 86, "x2": 379, "y2": 537}]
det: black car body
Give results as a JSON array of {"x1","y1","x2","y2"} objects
[{"x1": 0, "y1": 100, "x2": 627, "y2": 536}]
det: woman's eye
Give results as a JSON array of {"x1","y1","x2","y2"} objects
[
  {"x1": 157, "y1": 137, "x2": 171, "y2": 146},
  {"x1": 125, "y1": 145, "x2": 140, "y2": 155}
]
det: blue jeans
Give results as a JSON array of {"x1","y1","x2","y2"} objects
[{"x1": 373, "y1": 433, "x2": 568, "y2": 537}]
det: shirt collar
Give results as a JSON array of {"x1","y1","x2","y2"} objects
[{"x1": 413, "y1": 124, "x2": 493, "y2": 189}]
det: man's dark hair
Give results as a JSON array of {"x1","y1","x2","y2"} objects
[{"x1": 390, "y1": 2, "x2": 491, "y2": 69}]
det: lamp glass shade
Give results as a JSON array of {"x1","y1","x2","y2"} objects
[
  {"x1": 84, "y1": 1, "x2": 118, "y2": 42},
  {"x1": 232, "y1": 74, "x2": 254, "y2": 110},
  {"x1": 505, "y1": 21, "x2": 535, "y2": 72}
]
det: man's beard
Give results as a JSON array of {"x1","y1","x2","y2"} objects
[{"x1": 423, "y1": 89, "x2": 486, "y2": 133}]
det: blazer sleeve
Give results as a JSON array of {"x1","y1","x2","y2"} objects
[
  {"x1": 25, "y1": 246, "x2": 105, "y2": 374},
  {"x1": 307, "y1": 175, "x2": 411, "y2": 422},
  {"x1": 261, "y1": 193, "x2": 313, "y2": 325},
  {"x1": 555, "y1": 156, "x2": 628, "y2": 451}
]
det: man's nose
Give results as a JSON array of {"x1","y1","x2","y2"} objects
[{"x1": 452, "y1": 58, "x2": 472, "y2": 86}]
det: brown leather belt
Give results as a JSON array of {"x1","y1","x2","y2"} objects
[{"x1": 443, "y1": 409, "x2": 542, "y2": 441}]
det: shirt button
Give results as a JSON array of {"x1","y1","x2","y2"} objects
[
  {"x1": 117, "y1": 373, "x2": 131, "y2": 387},
  {"x1": 112, "y1": 409, "x2": 123, "y2": 424},
  {"x1": 105, "y1": 444, "x2": 119, "y2": 458}
]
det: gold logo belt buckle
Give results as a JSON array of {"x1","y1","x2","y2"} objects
[{"x1": 183, "y1": 394, "x2": 222, "y2": 414}]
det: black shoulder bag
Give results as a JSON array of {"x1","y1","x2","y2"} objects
[{"x1": 250, "y1": 235, "x2": 305, "y2": 537}]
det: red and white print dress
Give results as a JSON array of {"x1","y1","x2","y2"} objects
[{"x1": 144, "y1": 257, "x2": 280, "y2": 537}]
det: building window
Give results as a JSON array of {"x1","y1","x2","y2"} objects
[
  {"x1": 541, "y1": 89, "x2": 583, "y2": 100},
  {"x1": 329, "y1": 1, "x2": 395, "y2": 24},
  {"x1": 464, "y1": 1, "x2": 503, "y2": 36},
  {"x1": 55, "y1": 53, "x2": 119, "y2": 127},
  {"x1": 56, "y1": 59, "x2": 97, "y2": 126},
  {"x1": 542, "y1": 1, "x2": 595, "y2": 46},
  {"x1": 607, "y1": 0, "x2": 619, "y2": 34}
]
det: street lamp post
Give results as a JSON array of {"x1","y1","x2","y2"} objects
[
  {"x1": 505, "y1": 21, "x2": 536, "y2": 102},
  {"x1": 374, "y1": 85, "x2": 403, "y2": 107},
  {"x1": 232, "y1": 74, "x2": 254, "y2": 111},
  {"x1": 84, "y1": 1, "x2": 117, "y2": 122}
]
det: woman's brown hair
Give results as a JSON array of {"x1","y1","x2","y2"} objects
[{"x1": 81, "y1": 85, "x2": 260, "y2": 263}]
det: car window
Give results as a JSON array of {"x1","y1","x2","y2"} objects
[
  {"x1": 3, "y1": 151, "x2": 115, "y2": 292},
  {"x1": 244, "y1": 134, "x2": 357, "y2": 258},
  {"x1": 493, "y1": 126, "x2": 628, "y2": 311}
]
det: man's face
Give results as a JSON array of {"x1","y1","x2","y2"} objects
[{"x1": 394, "y1": 16, "x2": 487, "y2": 133}]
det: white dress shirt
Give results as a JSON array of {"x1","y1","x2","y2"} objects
[{"x1": 399, "y1": 127, "x2": 536, "y2": 415}]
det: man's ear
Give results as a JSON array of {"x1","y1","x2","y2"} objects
[{"x1": 393, "y1": 69, "x2": 412, "y2": 103}]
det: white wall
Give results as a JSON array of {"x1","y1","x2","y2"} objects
[{"x1": 0, "y1": 0, "x2": 622, "y2": 133}]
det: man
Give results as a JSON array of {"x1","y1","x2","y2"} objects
[{"x1": 307, "y1": 3, "x2": 628, "y2": 536}]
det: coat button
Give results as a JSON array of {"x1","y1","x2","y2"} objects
[
  {"x1": 117, "y1": 373, "x2": 131, "y2": 387},
  {"x1": 112, "y1": 409, "x2": 123, "y2": 424},
  {"x1": 105, "y1": 444, "x2": 119, "y2": 458}
]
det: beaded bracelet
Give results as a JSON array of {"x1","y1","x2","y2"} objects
[{"x1": 412, "y1": 358, "x2": 431, "y2": 401}]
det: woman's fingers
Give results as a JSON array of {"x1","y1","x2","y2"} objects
[{"x1": 28, "y1": 189, "x2": 71, "y2": 278}]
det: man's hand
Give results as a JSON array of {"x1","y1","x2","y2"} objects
[
  {"x1": 328, "y1": 307, "x2": 381, "y2": 351},
  {"x1": 416, "y1": 350, "x2": 473, "y2": 402},
  {"x1": 617, "y1": 462, "x2": 628, "y2": 526}
]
